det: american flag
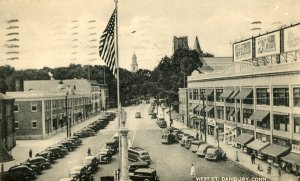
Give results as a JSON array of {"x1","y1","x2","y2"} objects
[{"x1": 99, "y1": 9, "x2": 116, "y2": 77}]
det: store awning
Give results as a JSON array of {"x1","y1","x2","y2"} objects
[
  {"x1": 261, "y1": 144, "x2": 290, "y2": 157},
  {"x1": 249, "y1": 110, "x2": 269, "y2": 121},
  {"x1": 234, "y1": 109, "x2": 240, "y2": 117},
  {"x1": 228, "y1": 109, "x2": 235, "y2": 116},
  {"x1": 235, "y1": 88, "x2": 253, "y2": 99},
  {"x1": 219, "y1": 88, "x2": 234, "y2": 98},
  {"x1": 195, "y1": 104, "x2": 204, "y2": 111},
  {"x1": 234, "y1": 134, "x2": 254, "y2": 146},
  {"x1": 281, "y1": 152, "x2": 300, "y2": 165},
  {"x1": 205, "y1": 106, "x2": 214, "y2": 112},
  {"x1": 273, "y1": 111, "x2": 289, "y2": 116},
  {"x1": 246, "y1": 139, "x2": 270, "y2": 151},
  {"x1": 203, "y1": 89, "x2": 213, "y2": 96},
  {"x1": 189, "y1": 104, "x2": 199, "y2": 111},
  {"x1": 229, "y1": 89, "x2": 240, "y2": 99}
]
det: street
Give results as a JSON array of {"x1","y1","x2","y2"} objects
[{"x1": 32, "y1": 102, "x2": 258, "y2": 181}]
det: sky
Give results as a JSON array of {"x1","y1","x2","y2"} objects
[{"x1": 0, "y1": 0, "x2": 300, "y2": 71}]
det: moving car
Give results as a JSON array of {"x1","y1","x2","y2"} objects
[
  {"x1": 196, "y1": 143, "x2": 214, "y2": 157},
  {"x1": 129, "y1": 168, "x2": 160, "y2": 181},
  {"x1": 128, "y1": 147, "x2": 151, "y2": 164},
  {"x1": 189, "y1": 140, "x2": 205, "y2": 152},
  {"x1": 135, "y1": 112, "x2": 141, "y2": 118},
  {"x1": 205, "y1": 147, "x2": 227, "y2": 161}
]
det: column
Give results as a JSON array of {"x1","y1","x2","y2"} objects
[
  {"x1": 120, "y1": 127, "x2": 131, "y2": 181},
  {"x1": 42, "y1": 100, "x2": 46, "y2": 139}
]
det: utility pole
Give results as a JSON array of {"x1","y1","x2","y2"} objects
[
  {"x1": 202, "y1": 94, "x2": 207, "y2": 143},
  {"x1": 65, "y1": 95, "x2": 69, "y2": 137}
]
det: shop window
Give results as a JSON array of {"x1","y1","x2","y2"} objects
[
  {"x1": 256, "y1": 88, "x2": 270, "y2": 105},
  {"x1": 273, "y1": 88, "x2": 289, "y2": 107},
  {"x1": 293, "y1": 88, "x2": 300, "y2": 107},
  {"x1": 31, "y1": 120, "x2": 37, "y2": 129},
  {"x1": 216, "y1": 89, "x2": 223, "y2": 102},
  {"x1": 274, "y1": 114, "x2": 289, "y2": 132},
  {"x1": 256, "y1": 132, "x2": 270, "y2": 142},
  {"x1": 273, "y1": 137, "x2": 290, "y2": 147},
  {"x1": 243, "y1": 109, "x2": 253, "y2": 125},
  {"x1": 294, "y1": 117, "x2": 300, "y2": 134},
  {"x1": 15, "y1": 121, "x2": 19, "y2": 129},
  {"x1": 193, "y1": 89, "x2": 199, "y2": 100},
  {"x1": 14, "y1": 104, "x2": 19, "y2": 112},
  {"x1": 257, "y1": 116, "x2": 270, "y2": 130},
  {"x1": 31, "y1": 102, "x2": 37, "y2": 112},
  {"x1": 216, "y1": 106, "x2": 224, "y2": 119},
  {"x1": 243, "y1": 92, "x2": 253, "y2": 104}
]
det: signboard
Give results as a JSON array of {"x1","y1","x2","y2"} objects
[
  {"x1": 291, "y1": 144, "x2": 300, "y2": 154},
  {"x1": 207, "y1": 118, "x2": 216, "y2": 126},
  {"x1": 233, "y1": 39, "x2": 252, "y2": 61},
  {"x1": 255, "y1": 31, "x2": 280, "y2": 57},
  {"x1": 284, "y1": 24, "x2": 300, "y2": 52}
]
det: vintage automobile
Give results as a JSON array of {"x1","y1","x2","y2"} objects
[
  {"x1": 106, "y1": 140, "x2": 118, "y2": 154},
  {"x1": 59, "y1": 140, "x2": 76, "y2": 151},
  {"x1": 22, "y1": 156, "x2": 51, "y2": 170},
  {"x1": 128, "y1": 147, "x2": 151, "y2": 164},
  {"x1": 135, "y1": 112, "x2": 141, "y2": 118},
  {"x1": 196, "y1": 143, "x2": 214, "y2": 157},
  {"x1": 189, "y1": 140, "x2": 205, "y2": 152},
  {"x1": 205, "y1": 147, "x2": 227, "y2": 161},
  {"x1": 19, "y1": 162, "x2": 41, "y2": 175},
  {"x1": 158, "y1": 120, "x2": 167, "y2": 128},
  {"x1": 2, "y1": 165, "x2": 37, "y2": 181},
  {"x1": 151, "y1": 113, "x2": 157, "y2": 119},
  {"x1": 95, "y1": 149, "x2": 112, "y2": 164},
  {"x1": 82, "y1": 156, "x2": 99, "y2": 172},
  {"x1": 99, "y1": 148, "x2": 113, "y2": 157},
  {"x1": 161, "y1": 133, "x2": 176, "y2": 144},
  {"x1": 35, "y1": 150, "x2": 56, "y2": 163},
  {"x1": 69, "y1": 165, "x2": 91, "y2": 181},
  {"x1": 129, "y1": 162, "x2": 150, "y2": 176},
  {"x1": 46, "y1": 146, "x2": 67, "y2": 159},
  {"x1": 180, "y1": 135, "x2": 194, "y2": 146},
  {"x1": 129, "y1": 168, "x2": 160, "y2": 181}
]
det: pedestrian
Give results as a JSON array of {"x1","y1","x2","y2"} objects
[
  {"x1": 267, "y1": 163, "x2": 272, "y2": 175},
  {"x1": 196, "y1": 132, "x2": 199, "y2": 140},
  {"x1": 87, "y1": 147, "x2": 91, "y2": 156},
  {"x1": 29, "y1": 149, "x2": 32, "y2": 158},
  {"x1": 190, "y1": 164, "x2": 196, "y2": 180},
  {"x1": 250, "y1": 151, "x2": 256, "y2": 164}
]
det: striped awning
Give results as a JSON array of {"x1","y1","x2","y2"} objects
[
  {"x1": 235, "y1": 88, "x2": 253, "y2": 99},
  {"x1": 203, "y1": 89, "x2": 214, "y2": 96},
  {"x1": 219, "y1": 87, "x2": 234, "y2": 98},
  {"x1": 249, "y1": 110, "x2": 269, "y2": 122}
]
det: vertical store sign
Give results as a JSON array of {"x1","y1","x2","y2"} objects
[
  {"x1": 255, "y1": 31, "x2": 280, "y2": 57},
  {"x1": 284, "y1": 24, "x2": 300, "y2": 53},
  {"x1": 233, "y1": 39, "x2": 252, "y2": 62}
]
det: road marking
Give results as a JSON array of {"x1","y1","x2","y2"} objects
[{"x1": 131, "y1": 130, "x2": 137, "y2": 146}]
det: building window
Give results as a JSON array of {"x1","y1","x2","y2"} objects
[
  {"x1": 216, "y1": 89, "x2": 223, "y2": 102},
  {"x1": 31, "y1": 120, "x2": 37, "y2": 129},
  {"x1": 295, "y1": 117, "x2": 300, "y2": 134},
  {"x1": 257, "y1": 115, "x2": 270, "y2": 130},
  {"x1": 45, "y1": 101, "x2": 51, "y2": 111},
  {"x1": 226, "y1": 107, "x2": 235, "y2": 121},
  {"x1": 273, "y1": 88, "x2": 289, "y2": 107},
  {"x1": 207, "y1": 91, "x2": 214, "y2": 102},
  {"x1": 31, "y1": 102, "x2": 37, "y2": 112},
  {"x1": 294, "y1": 88, "x2": 300, "y2": 107},
  {"x1": 274, "y1": 114, "x2": 289, "y2": 132},
  {"x1": 256, "y1": 88, "x2": 270, "y2": 105},
  {"x1": 193, "y1": 89, "x2": 199, "y2": 100},
  {"x1": 243, "y1": 109, "x2": 253, "y2": 125},
  {"x1": 199, "y1": 89, "x2": 205, "y2": 100},
  {"x1": 216, "y1": 106, "x2": 224, "y2": 119},
  {"x1": 189, "y1": 89, "x2": 193, "y2": 100},
  {"x1": 6, "y1": 104, "x2": 11, "y2": 116},
  {"x1": 15, "y1": 121, "x2": 19, "y2": 129},
  {"x1": 14, "y1": 104, "x2": 19, "y2": 112},
  {"x1": 256, "y1": 133, "x2": 270, "y2": 142},
  {"x1": 243, "y1": 92, "x2": 253, "y2": 104}
]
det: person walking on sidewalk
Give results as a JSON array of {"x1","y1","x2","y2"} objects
[
  {"x1": 190, "y1": 164, "x2": 196, "y2": 180},
  {"x1": 251, "y1": 151, "x2": 256, "y2": 164},
  {"x1": 29, "y1": 149, "x2": 32, "y2": 158},
  {"x1": 87, "y1": 147, "x2": 91, "y2": 156}
]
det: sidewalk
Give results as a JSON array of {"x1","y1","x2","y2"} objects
[
  {"x1": 171, "y1": 120, "x2": 297, "y2": 181},
  {"x1": 1, "y1": 112, "x2": 107, "y2": 171}
]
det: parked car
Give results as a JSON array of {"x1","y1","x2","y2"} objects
[
  {"x1": 205, "y1": 147, "x2": 227, "y2": 161},
  {"x1": 51, "y1": 144, "x2": 69, "y2": 155},
  {"x1": 135, "y1": 112, "x2": 141, "y2": 118},
  {"x1": 69, "y1": 165, "x2": 91, "y2": 181},
  {"x1": 161, "y1": 133, "x2": 176, "y2": 144},
  {"x1": 46, "y1": 146, "x2": 67, "y2": 159},
  {"x1": 129, "y1": 162, "x2": 150, "y2": 176},
  {"x1": 106, "y1": 140, "x2": 118, "y2": 154},
  {"x1": 59, "y1": 140, "x2": 76, "y2": 151},
  {"x1": 189, "y1": 140, "x2": 205, "y2": 152},
  {"x1": 65, "y1": 136, "x2": 82, "y2": 146},
  {"x1": 185, "y1": 137, "x2": 197, "y2": 149},
  {"x1": 99, "y1": 148, "x2": 113, "y2": 157},
  {"x1": 95, "y1": 150, "x2": 112, "y2": 164},
  {"x1": 151, "y1": 113, "x2": 157, "y2": 119},
  {"x1": 23, "y1": 156, "x2": 51, "y2": 170},
  {"x1": 158, "y1": 120, "x2": 167, "y2": 128},
  {"x1": 19, "y1": 162, "x2": 41, "y2": 175},
  {"x1": 35, "y1": 150, "x2": 56, "y2": 163},
  {"x1": 82, "y1": 156, "x2": 99, "y2": 172},
  {"x1": 128, "y1": 147, "x2": 151, "y2": 164},
  {"x1": 81, "y1": 128, "x2": 96, "y2": 135},
  {"x1": 196, "y1": 143, "x2": 214, "y2": 157},
  {"x1": 129, "y1": 168, "x2": 159, "y2": 181},
  {"x1": 180, "y1": 135, "x2": 194, "y2": 146},
  {"x1": 2, "y1": 165, "x2": 37, "y2": 181}
]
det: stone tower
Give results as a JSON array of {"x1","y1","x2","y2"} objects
[
  {"x1": 173, "y1": 36, "x2": 189, "y2": 52},
  {"x1": 193, "y1": 36, "x2": 203, "y2": 55},
  {"x1": 131, "y1": 53, "x2": 138, "y2": 73}
]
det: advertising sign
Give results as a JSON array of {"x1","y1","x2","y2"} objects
[
  {"x1": 255, "y1": 31, "x2": 280, "y2": 57},
  {"x1": 233, "y1": 40, "x2": 252, "y2": 61},
  {"x1": 284, "y1": 24, "x2": 300, "y2": 52}
]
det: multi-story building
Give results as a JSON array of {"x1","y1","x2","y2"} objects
[
  {"x1": 131, "y1": 53, "x2": 139, "y2": 73},
  {"x1": 184, "y1": 23, "x2": 300, "y2": 172},
  {"x1": 173, "y1": 36, "x2": 189, "y2": 52},
  {"x1": 0, "y1": 93, "x2": 15, "y2": 162}
]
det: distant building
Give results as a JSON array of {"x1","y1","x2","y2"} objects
[
  {"x1": 173, "y1": 36, "x2": 189, "y2": 52},
  {"x1": 131, "y1": 53, "x2": 139, "y2": 73},
  {"x1": 0, "y1": 93, "x2": 15, "y2": 162},
  {"x1": 193, "y1": 36, "x2": 203, "y2": 55}
]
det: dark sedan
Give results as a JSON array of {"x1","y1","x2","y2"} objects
[{"x1": 23, "y1": 156, "x2": 51, "y2": 170}]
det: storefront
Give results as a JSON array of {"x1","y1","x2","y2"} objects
[
  {"x1": 224, "y1": 124, "x2": 236, "y2": 145},
  {"x1": 234, "y1": 133, "x2": 254, "y2": 150},
  {"x1": 280, "y1": 144, "x2": 300, "y2": 174},
  {"x1": 207, "y1": 118, "x2": 216, "y2": 135},
  {"x1": 246, "y1": 139, "x2": 270, "y2": 158},
  {"x1": 261, "y1": 144, "x2": 290, "y2": 166}
]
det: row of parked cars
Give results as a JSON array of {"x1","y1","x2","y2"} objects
[
  {"x1": 1, "y1": 112, "x2": 116, "y2": 181},
  {"x1": 161, "y1": 127, "x2": 227, "y2": 161}
]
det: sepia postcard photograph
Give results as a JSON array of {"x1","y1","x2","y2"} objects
[{"x1": 0, "y1": 0, "x2": 300, "y2": 181}]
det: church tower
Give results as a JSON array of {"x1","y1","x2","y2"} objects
[
  {"x1": 131, "y1": 53, "x2": 138, "y2": 73},
  {"x1": 193, "y1": 36, "x2": 203, "y2": 55}
]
